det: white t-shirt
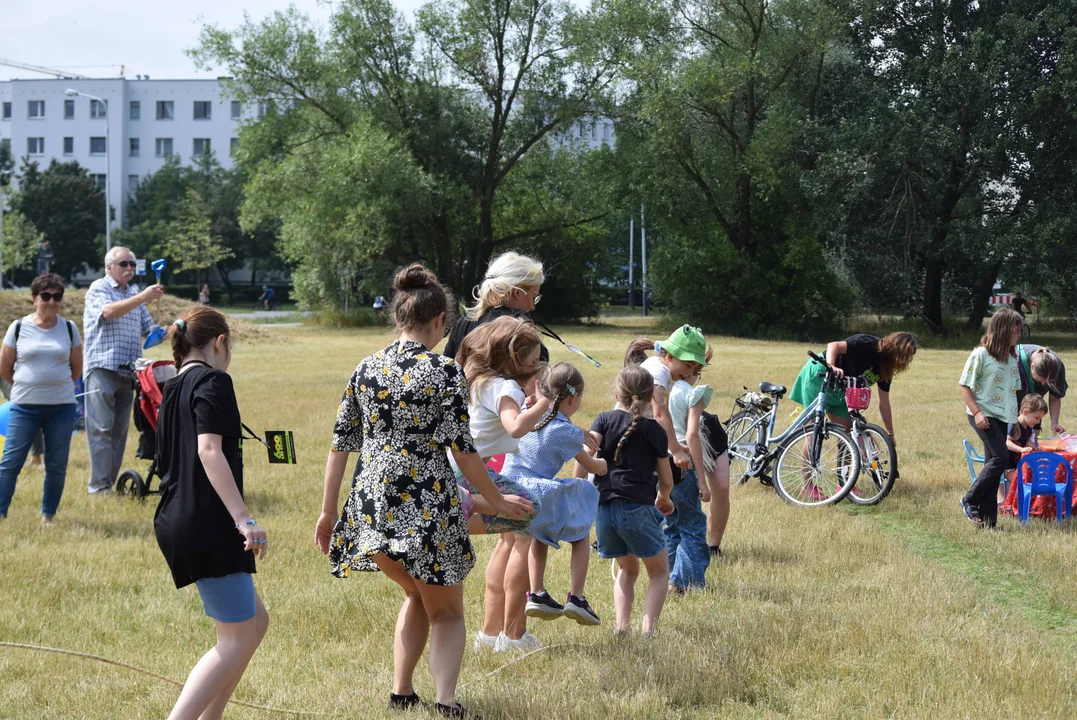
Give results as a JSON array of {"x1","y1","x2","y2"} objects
[
  {"x1": 640, "y1": 356, "x2": 671, "y2": 419},
  {"x1": 469, "y1": 377, "x2": 527, "y2": 458},
  {"x1": 3, "y1": 315, "x2": 82, "y2": 405}
]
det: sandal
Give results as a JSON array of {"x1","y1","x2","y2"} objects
[
  {"x1": 387, "y1": 693, "x2": 423, "y2": 711},
  {"x1": 435, "y1": 702, "x2": 467, "y2": 718}
]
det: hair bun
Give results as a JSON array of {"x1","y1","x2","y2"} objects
[{"x1": 394, "y1": 264, "x2": 438, "y2": 292}]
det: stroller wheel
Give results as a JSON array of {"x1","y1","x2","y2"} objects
[{"x1": 116, "y1": 470, "x2": 147, "y2": 499}]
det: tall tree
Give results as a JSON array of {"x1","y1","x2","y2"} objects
[
  {"x1": 162, "y1": 188, "x2": 235, "y2": 275},
  {"x1": 191, "y1": 0, "x2": 620, "y2": 305},
  {"x1": 13, "y1": 160, "x2": 105, "y2": 278}
]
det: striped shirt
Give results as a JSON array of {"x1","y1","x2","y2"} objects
[{"x1": 83, "y1": 276, "x2": 154, "y2": 376}]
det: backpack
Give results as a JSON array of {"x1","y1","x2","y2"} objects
[
  {"x1": 1016, "y1": 344, "x2": 1034, "y2": 395},
  {"x1": 14, "y1": 316, "x2": 76, "y2": 354}
]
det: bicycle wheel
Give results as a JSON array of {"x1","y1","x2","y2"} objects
[
  {"x1": 727, "y1": 409, "x2": 765, "y2": 486},
  {"x1": 773, "y1": 424, "x2": 860, "y2": 507},
  {"x1": 847, "y1": 423, "x2": 898, "y2": 506}
]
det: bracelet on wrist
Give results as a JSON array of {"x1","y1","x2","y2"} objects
[{"x1": 235, "y1": 519, "x2": 257, "y2": 528}]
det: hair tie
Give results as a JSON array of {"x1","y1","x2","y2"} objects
[
  {"x1": 173, "y1": 319, "x2": 186, "y2": 330},
  {"x1": 566, "y1": 383, "x2": 576, "y2": 396},
  {"x1": 654, "y1": 341, "x2": 662, "y2": 354}
]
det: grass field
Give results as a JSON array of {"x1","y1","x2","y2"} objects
[{"x1": 2, "y1": 320, "x2": 1076, "y2": 719}]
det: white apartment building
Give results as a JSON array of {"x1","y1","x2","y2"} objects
[{"x1": 0, "y1": 77, "x2": 253, "y2": 228}]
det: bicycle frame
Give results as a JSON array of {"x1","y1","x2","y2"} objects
[{"x1": 729, "y1": 373, "x2": 834, "y2": 472}]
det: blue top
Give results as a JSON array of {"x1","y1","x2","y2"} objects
[{"x1": 502, "y1": 412, "x2": 585, "y2": 480}]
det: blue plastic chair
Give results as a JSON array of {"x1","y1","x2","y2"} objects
[
  {"x1": 1014, "y1": 452, "x2": 1074, "y2": 525},
  {"x1": 963, "y1": 439, "x2": 984, "y2": 484}
]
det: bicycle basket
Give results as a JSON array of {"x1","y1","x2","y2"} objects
[{"x1": 845, "y1": 378, "x2": 871, "y2": 411}]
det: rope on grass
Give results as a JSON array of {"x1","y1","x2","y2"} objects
[
  {"x1": 0, "y1": 641, "x2": 322, "y2": 717},
  {"x1": 458, "y1": 642, "x2": 587, "y2": 690}
]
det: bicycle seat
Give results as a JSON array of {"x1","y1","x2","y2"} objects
[{"x1": 759, "y1": 382, "x2": 786, "y2": 396}]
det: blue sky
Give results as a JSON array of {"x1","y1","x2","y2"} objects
[{"x1": 1, "y1": 0, "x2": 426, "y2": 81}]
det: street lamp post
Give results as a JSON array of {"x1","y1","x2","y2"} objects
[{"x1": 65, "y1": 89, "x2": 111, "y2": 252}]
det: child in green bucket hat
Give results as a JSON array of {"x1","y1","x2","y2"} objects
[{"x1": 624, "y1": 324, "x2": 712, "y2": 591}]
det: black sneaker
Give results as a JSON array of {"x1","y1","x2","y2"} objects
[
  {"x1": 563, "y1": 594, "x2": 601, "y2": 626},
  {"x1": 435, "y1": 702, "x2": 467, "y2": 718},
  {"x1": 525, "y1": 590, "x2": 564, "y2": 620},
  {"x1": 388, "y1": 693, "x2": 423, "y2": 711}
]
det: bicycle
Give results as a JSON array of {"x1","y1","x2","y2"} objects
[
  {"x1": 728, "y1": 355, "x2": 897, "y2": 506},
  {"x1": 253, "y1": 298, "x2": 278, "y2": 312},
  {"x1": 843, "y1": 377, "x2": 898, "y2": 505},
  {"x1": 725, "y1": 351, "x2": 860, "y2": 507}
]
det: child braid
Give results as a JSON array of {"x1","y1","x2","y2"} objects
[
  {"x1": 613, "y1": 365, "x2": 655, "y2": 467},
  {"x1": 533, "y1": 363, "x2": 585, "y2": 432}
]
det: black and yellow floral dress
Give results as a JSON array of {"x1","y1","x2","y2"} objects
[{"x1": 329, "y1": 340, "x2": 477, "y2": 586}]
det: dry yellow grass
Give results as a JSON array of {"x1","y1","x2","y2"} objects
[{"x1": 1, "y1": 321, "x2": 1075, "y2": 719}]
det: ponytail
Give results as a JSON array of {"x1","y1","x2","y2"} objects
[
  {"x1": 169, "y1": 306, "x2": 231, "y2": 369},
  {"x1": 613, "y1": 365, "x2": 654, "y2": 467}
]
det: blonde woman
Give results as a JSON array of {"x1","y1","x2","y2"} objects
[{"x1": 443, "y1": 251, "x2": 549, "y2": 363}]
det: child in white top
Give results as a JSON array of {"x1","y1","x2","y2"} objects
[{"x1": 456, "y1": 316, "x2": 549, "y2": 652}]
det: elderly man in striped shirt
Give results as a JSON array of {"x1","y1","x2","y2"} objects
[{"x1": 82, "y1": 247, "x2": 166, "y2": 494}]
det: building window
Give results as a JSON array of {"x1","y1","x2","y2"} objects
[
  {"x1": 90, "y1": 137, "x2": 106, "y2": 155},
  {"x1": 27, "y1": 137, "x2": 44, "y2": 155},
  {"x1": 257, "y1": 100, "x2": 275, "y2": 118},
  {"x1": 129, "y1": 138, "x2": 140, "y2": 157},
  {"x1": 130, "y1": 101, "x2": 140, "y2": 120},
  {"x1": 28, "y1": 100, "x2": 45, "y2": 118},
  {"x1": 230, "y1": 101, "x2": 241, "y2": 119},
  {"x1": 63, "y1": 137, "x2": 74, "y2": 155},
  {"x1": 230, "y1": 137, "x2": 240, "y2": 152},
  {"x1": 156, "y1": 101, "x2": 174, "y2": 120},
  {"x1": 128, "y1": 174, "x2": 139, "y2": 193},
  {"x1": 0, "y1": 139, "x2": 9, "y2": 154},
  {"x1": 65, "y1": 99, "x2": 75, "y2": 119},
  {"x1": 1, "y1": 102, "x2": 10, "y2": 120},
  {"x1": 90, "y1": 99, "x2": 107, "y2": 118},
  {"x1": 194, "y1": 101, "x2": 212, "y2": 120},
  {"x1": 603, "y1": 122, "x2": 611, "y2": 141},
  {"x1": 155, "y1": 138, "x2": 173, "y2": 157},
  {"x1": 193, "y1": 138, "x2": 211, "y2": 156},
  {"x1": 90, "y1": 174, "x2": 106, "y2": 192}
]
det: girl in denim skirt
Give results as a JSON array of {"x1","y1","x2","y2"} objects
[{"x1": 583, "y1": 365, "x2": 675, "y2": 638}]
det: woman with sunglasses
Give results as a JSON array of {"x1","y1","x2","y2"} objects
[
  {"x1": 443, "y1": 252, "x2": 548, "y2": 364},
  {"x1": 0, "y1": 273, "x2": 82, "y2": 524}
]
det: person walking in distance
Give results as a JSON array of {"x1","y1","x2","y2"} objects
[{"x1": 82, "y1": 246, "x2": 166, "y2": 494}]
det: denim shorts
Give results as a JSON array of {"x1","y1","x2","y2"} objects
[
  {"x1": 194, "y1": 572, "x2": 256, "y2": 623},
  {"x1": 595, "y1": 499, "x2": 667, "y2": 560}
]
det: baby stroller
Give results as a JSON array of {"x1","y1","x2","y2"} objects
[{"x1": 115, "y1": 359, "x2": 177, "y2": 499}]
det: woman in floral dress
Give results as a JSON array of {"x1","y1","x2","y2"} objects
[{"x1": 314, "y1": 264, "x2": 533, "y2": 717}]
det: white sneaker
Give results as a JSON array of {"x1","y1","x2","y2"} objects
[
  {"x1": 472, "y1": 631, "x2": 498, "y2": 652},
  {"x1": 494, "y1": 631, "x2": 541, "y2": 653}
]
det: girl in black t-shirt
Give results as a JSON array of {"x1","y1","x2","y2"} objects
[
  {"x1": 788, "y1": 332, "x2": 918, "y2": 442},
  {"x1": 153, "y1": 307, "x2": 269, "y2": 720},
  {"x1": 580, "y1": 365, "x2": 674, "y2": 638}
]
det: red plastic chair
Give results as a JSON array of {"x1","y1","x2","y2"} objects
[{"x1": 1014, "y1": 452, "x2": 1074, "y2": 525}]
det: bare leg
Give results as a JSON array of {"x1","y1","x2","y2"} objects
[
  {"x1": 467, "y1": 515, "x2": 488, "y2": 535},
  {"x1": 167, "y1": 601, "x2": 266, "y2": 720},
  {"x1": 568, "y1": 538, "x2": 590, "y2": 597},
  {"x1": 640, "y1": 551, "x2": 670, "y2": 635},
  {"x1": 503, "y1": 533, "x2": 532, "y2": 640},
  {"x1": 482, "y1": 534, "x2": 514, "y2": 636},
  {"x1": 614, "y1": 556, "x2": 639, "y2": 635},
  {"x1": 372, "y1": 554, "x2": 429, "y2": 696},
  {"x1": 196, "y1": 596, "x2": 270, "y2": 720},
  {"x1": 707, "y1": 454, "x2": 730, "y2": 548},
  {"x1": 529, "y1": 540, "x2": 549, "y2": 594},
  {"x1": 412, "y1": 578, "x2": 466, "y2": 707}
]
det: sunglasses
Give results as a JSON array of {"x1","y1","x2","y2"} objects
[
  {"x1": 512, "y1": 286, "x2": 542, "y2": 305},
  {"x1": 37, "y1": 291, "x2": 64, "y2": 302},
  {"x1": 114, "y1": 261, "x2": 137, "y2": 268}
]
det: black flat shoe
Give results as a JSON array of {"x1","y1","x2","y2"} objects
[
  {"x1": 960, "y1": 500, "x2": 983, "y2": 526},
  {"x1": 435, "y1": 702, "x2": 467, "y2": 717},
  {"x1": 388, "y1": 693, "x2": 423, "y2": 711}
]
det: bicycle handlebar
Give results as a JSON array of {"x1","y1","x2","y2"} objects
[{"x1": 807, "y1": 350, "x2": 832, "y2": 370}]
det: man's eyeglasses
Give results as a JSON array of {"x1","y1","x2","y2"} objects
[
  {"x1": 38, "y1": 291, "x2": 64, "y2": 302},
  {"x1": 114, "y1": 261, "x2": 137, "y2": 268}
]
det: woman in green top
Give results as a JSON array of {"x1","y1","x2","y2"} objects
[{"x1": 958, "y1": 308, "x2": 1022, "y2": 528}]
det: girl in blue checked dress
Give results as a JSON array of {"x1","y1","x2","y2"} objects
[{"x1": 501, "y1": 363, "x2": 608, "y2": 626}]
